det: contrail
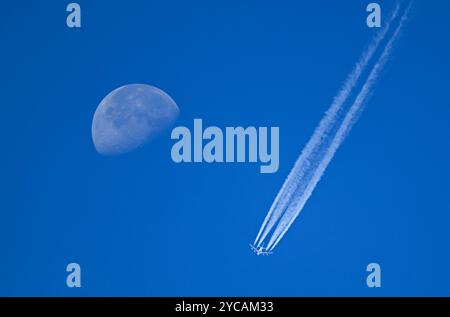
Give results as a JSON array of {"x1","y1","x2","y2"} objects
[
  {"x1": 253, "y1": 3, "x2": 401, "y2": 248},
  {"x1": 253, "y1": 2, "x2": 411, "y2": 253}
]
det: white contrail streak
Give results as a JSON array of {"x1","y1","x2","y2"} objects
[
  {"x1": 253, "y1": 2, "x2": 411, "y2": 253},
  {"x1": 253, "y1": 3, "x2": 401, "y2": 248}
]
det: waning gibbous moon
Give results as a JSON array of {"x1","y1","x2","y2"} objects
[{"x1": 92, "y1": 84, "x2": 179, "y2": 155}]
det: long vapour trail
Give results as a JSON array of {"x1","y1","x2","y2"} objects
[
  {"x1": 264, "y1": 3, "x2": 412, "y2": 252},
  {"x1": 253, "y1": 3, "x2": 401, "y2": 248}
]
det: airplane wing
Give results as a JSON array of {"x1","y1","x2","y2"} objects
[{"x1": 250, "y1": 244, "x2": 272, "y2": 256}]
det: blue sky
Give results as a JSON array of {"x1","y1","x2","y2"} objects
[{"x1": 1, "y1": 0, "x2": 450, "y2": 296}]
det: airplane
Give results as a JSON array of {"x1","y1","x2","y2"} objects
[{"x1": 250, "y1": 244, "x2": 272, "y2": 256}]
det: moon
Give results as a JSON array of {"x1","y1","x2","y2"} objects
[{"x1": 92, "y1": 84, "x2": 179, "y2": 155}]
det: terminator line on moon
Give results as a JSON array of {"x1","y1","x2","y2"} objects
[{"x1": 92, "y1": 84, "x2": 179, "y2": 155}]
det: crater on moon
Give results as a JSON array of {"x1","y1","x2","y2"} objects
[{"x1": 92, "y1": 84, "x2": 179, "y2": 155}]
